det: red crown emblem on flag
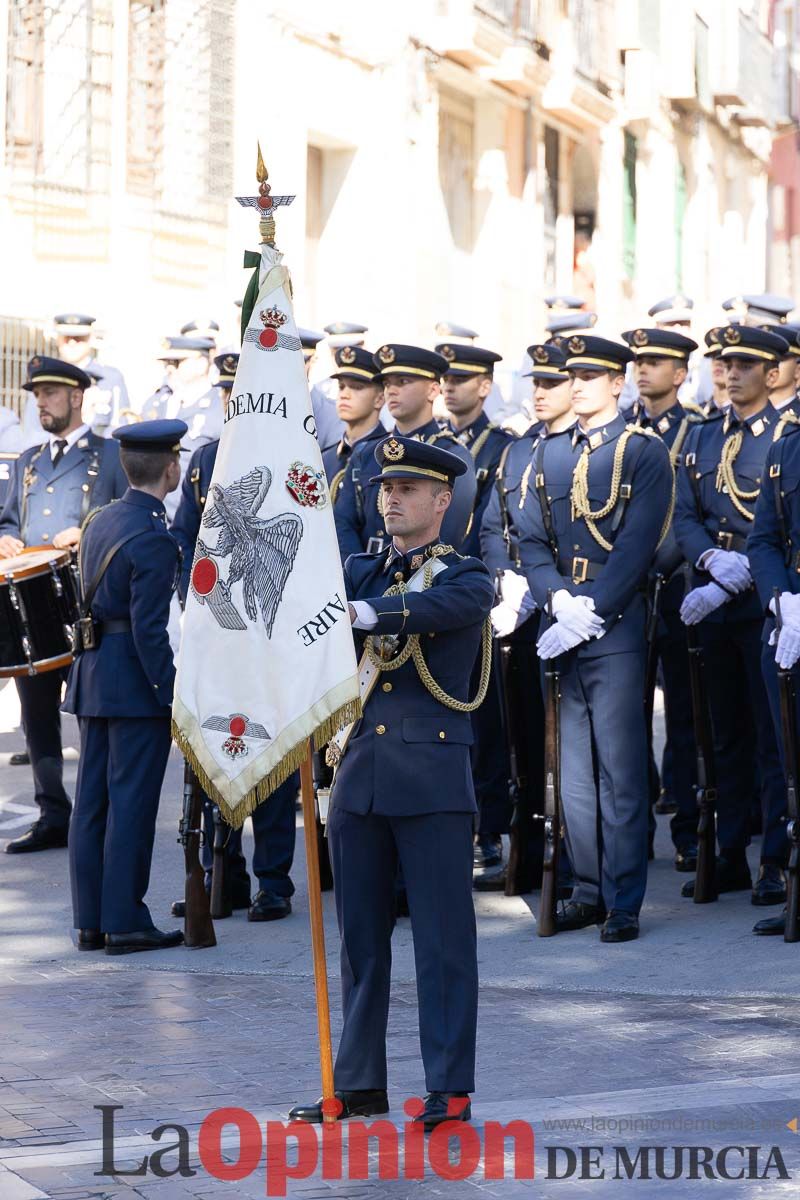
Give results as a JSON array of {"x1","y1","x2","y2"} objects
[
  {"x1": 260, "y1": 305, "x2": 288, "y2": 329},
  {"x1": 286, "y1": 461, "x2": 328, "y2": 509}
]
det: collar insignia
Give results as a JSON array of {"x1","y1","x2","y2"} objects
[
  {"x1": 410, "y1": 553, "x2": 424, "y2": 570},
  {"x1": 589, "y1": 431, "x2": 603, "y2": 449},
  {"x1": 383, "y1": 437, "x2": 404, "y2": 462},
  {"x1": 657, "y1": 416, "x2": 670, "y2": 434},
  {"x1": 751, "y1": 417, "x2": 765, "y2": 437},
  {"x1": 77, "y1": 437, "x2": 88, "y2": 448}
]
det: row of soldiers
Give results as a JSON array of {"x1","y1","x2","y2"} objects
[{"x1": 3, "y1": 290, "x2": 800, "y2": 946}]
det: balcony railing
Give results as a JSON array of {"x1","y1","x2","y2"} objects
[{"x1": 568, "y1": 0, "x2": 620, "y2": 96}]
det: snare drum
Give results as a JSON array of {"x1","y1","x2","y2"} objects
[{"x1": 0, "y1": 549, "x2": 80, "y2": 677}]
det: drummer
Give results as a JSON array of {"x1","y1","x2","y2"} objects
[{"x1": 0, "y1": 356, "x2": 127, "y2": 855}]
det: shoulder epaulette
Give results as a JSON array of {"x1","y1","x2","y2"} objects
[
  {"x1": 680, "y1": 400, "x2": 706, "y2": 419},
  {"x1": 629, "y1": 424, "x2": 657, "y2": 438},
  {"x1": 773, "y1": 410, "x2": 800, "y2": 442}
]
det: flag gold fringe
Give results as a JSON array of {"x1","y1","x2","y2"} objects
[{"x1": 171, "y1": 697, "x2": 361, "y2": 829}]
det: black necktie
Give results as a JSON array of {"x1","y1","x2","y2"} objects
[{"x1": 52, "y1": 439, "x2": 68, "y2": 466}]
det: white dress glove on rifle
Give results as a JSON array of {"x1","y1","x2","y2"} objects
[
  {"x1": 537, "y1": 621, "x2": 585, "y2": 659},
  {"x1": 490, "y1": 570, "x2": 537, "y2": 638},
  {"x1": 776, "y1": 621, "x2": 800, "y2": 670},
  {"x1": 680, "y1": 582, "x2": 729, "y2": 626},
  {"x1": 550, "y1": 588, "x2": 604, "y2": 641},
  {"x1": 770, "y1": 591, "x2": 800, "y2": 627},
  {"x1": 701, "y1": 548, "x2": 752, "y2": 594}
]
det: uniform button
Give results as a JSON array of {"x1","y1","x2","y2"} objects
[
  {"x1": 428, "y1": 632, "x2": 435, "y2": 638},
  {"x1": 377, "y1": 529, "x2": 384, "y2": 536},
  {"x1": 574, "y1": 544, "x2": 580, "y2": 551},
  {"x1": 46, "y1": 486, "x2": 54, "y2": 494},
  {"x1": 42, "y1": 533, "x2": 49, "y2": 540},
  {"x1": 382, "y1": 682, "x2": 392, "y2": 692},
  {"x1": 438, "y1": 731, "x2": 446, "y2": 740},
  {"x1": 43, "y1": 508, "x2": 51, "y2": 516},
  {"x1": 375, "y1": 724, "x2": 386, "y2": 735},
  {"x1": 720, "y1": 516, "x2": 727, "y2": 523}
]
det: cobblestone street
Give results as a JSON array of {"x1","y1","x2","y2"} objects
[{"x1": 1, "y1": 685, "x2": 799, "y2": 1199}]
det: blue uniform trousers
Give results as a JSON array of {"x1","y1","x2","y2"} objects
[
  {"x1": 760, "y1": 642, "x2": 795, "y2": 865},
  {"x1": 698, "y1": 620, "x2": 786, "y2": 864},
  {"x1": 559, "y1": 650, "x2": 650, "y2": 915},
  {"x1": 199, "y1": 773, "x2": 298, "y2": 897},
  {"x1": 16, "y1": 669, "x2": 71, "y2": 826},
  {"x1": 327, "y1": 805, "x2": 477, "y2": 1093},
  {"x1": 657, "y1": 604, "x2": 698, "y2": 851},
  {"x1": 69, "y1": 715, "x2": 172, "y2": 932}
]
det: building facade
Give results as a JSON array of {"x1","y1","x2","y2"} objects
[{"x1": 0, "y1": 0, "x2": 796, "y2": 408}]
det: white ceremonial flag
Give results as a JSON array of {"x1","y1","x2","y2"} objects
[{"x1": 172, "y1": 240, "x2": 360, "y2": 827}]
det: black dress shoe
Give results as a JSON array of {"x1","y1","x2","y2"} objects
[
  {"x1": 554, "y1": 900, "x2": 604, "y2": 932},
  {"x1": 473, "y1": 867, "x2": 507, "y2": 892},
  {"x1": 288, "y1": 1089, "x2": 388, "y2": 1123},
  {"x1": 413, "y1": 1092, "x2": 471, "y2": 1131},
  {"x1": 105, "y1": 928, "x2": 184, "y2": 955},
  {"x1": 9, "y1": 751, "x2": 29, "y2": 766},
  {"x1": 600, "y1": 911, "x2": 639, "y2": 943},
  {"x1": 77, "y1": 929, "x2": 104, "y2": 951},
  {"x1": 752, "y1": 865, "x2": 787, "y2": 907},
  {"x1": 681, "y1": 857, "x2": 751, "y2": 899},
  {"x1": 674, "y1": 847, "x2": 698, "y2": 873},
  {"x1": 5, "y1": 821, "x2": 69, "y2": 854},
  {"x1": 473, "y1": 835, "x2": 502, "y2": 870},
  {"x1": 247, "y1": 890, "x2": 291, "y2": 922},
  {"x1": 753, "y1": 912, "x2": 786, "y2": 936}
]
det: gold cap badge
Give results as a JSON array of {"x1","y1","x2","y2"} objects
[
  {"x1": 724, "y1": 326, "x2": 741, "y2": 345},
  {"x1": 533, "y1": 346, "x2": 549, "y2": 364},
  {"x1": 568, "y1": 336, "x2": 586, "y2": 355},
  {"x1": 633, "y1": 329, "x2": 649, "y2": 347},
  {"x1": 378, "y1": 346, "x2": 396, "y2": 364},
  {"x1": 339, "y1": 346, "x2": 356, "y2": 365},
  {"x1": 440, "y1": 345, "x2": 456, "y2": 362},
  {"x1": 383, "y1": 438, "x2": 404, "y2": 462}
]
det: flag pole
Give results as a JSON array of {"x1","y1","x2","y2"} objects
[
  {"x1": 239, "y1": 146, "x2": 335, "y2": 1117},
  {"x1": 299, "y1": 741, "x2": 335, "y2": 1116}
]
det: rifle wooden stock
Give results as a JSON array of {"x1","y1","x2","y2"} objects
[
  {"x1": 180, "y1": 762, "x2": 216, "y2": 949},
  {"x1": 538, "y1": 595, "x2": 562, "y2": 936},
  {"x1": 685, "y1": 624, "x2": 718, "y2": 904},
  {"x1": 773, "y1": 590, "x2": 800, "y2": 943},
  {"x1": 209, "y1": 804, "x2": 232, "y2": 919}
]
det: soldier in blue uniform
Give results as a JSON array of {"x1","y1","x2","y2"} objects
[
  {"x1": 674, "y1": 324, "x2": 790, "y2": 905},
  {"x1": 289, "y1": 435, "x2": 493, "y2": 1130},
  {"x1": 334, "y1": 345, "x2": 476, "y2": 562},
  {"x1": 320, "y1": 346, "x2": 384, "y2": 502},
  {"x1": 169, "y1": 402, "x2": 298, "y2": 923},
  {"x1": 478, "y1": 342, "x2": 574, "y2": 893},
  {"x1": 519, "y1": 335, "x2": 674, "y2": 942},
  {"x1": 63, "y1": 420, "x2": 185, "y2": 953},
  {"x1": 748, "y1": 407, "x2": 800, "y2": 935},
  {"x1": 702, "y1": 327, "x2": 729, "y2": 416},
  {"x1": 0, "y1": 356, "x2": 128, "y2": 854},
  {"x1": 622, "y1": 326, "x2": 701, "y2": 869}
]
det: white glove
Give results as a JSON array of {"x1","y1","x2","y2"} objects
[
  {"x1": 776, "y1": 621, "x2": 800, "y2": 670},
  {"x1": 550, "y1": 589, "x2": 604, "y2": 641},
  {"x1": 537, "y1": 622, "x2": 584, "y2": 659},
  {"x1": 771, "y1": 591, "x2": 800, "y2": 626},
  {"x1": 500, "y1": 569, "x2": 536, "y2": 615},
  {"x1": 680, "y1": 582, "x2": 729, "y2": 626},
  {"x1": 491, "y1": 601, "x2": 521, "y2": 639},
  {"x1": 702, "y1": 549, "x2": 752, "y2": 594}
]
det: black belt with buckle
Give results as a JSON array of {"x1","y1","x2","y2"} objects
[
  {"x1": 714, "y1": 530, "x2": 747, "y2": 553},
  {"x1": 557, "y1": 555, "x2": 604, "y2": 585},
  {"x1": 101, "y1": 619, "x2": 132, "y2": 635}
]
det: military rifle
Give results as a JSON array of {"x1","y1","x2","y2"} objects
[
  {"x1": 684, "y1": 593, "x2": 718, "y2": 904},
  {"x1": 496, "y1": 636, "x2": 530, "y2": 895},
  {"x1": 773, "y1": 591, "x2": 800, "y2": 943},
  {"x1": 209, "y1": 803, "x2": 232, "y2": 919},
  {"x1": 643, "y1": 573, "x2": 663, "y2": 735},
  {"x1": 538, "y1": 591, "x2": 562, "y2": 936},
  {"x1": 179, "y1": 763, "x2": 216, "y2": 948}
]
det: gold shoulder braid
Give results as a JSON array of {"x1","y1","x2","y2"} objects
[
  {"x1": 363, "y1": 545, "x2": 492, "y2": 713},
  {"x1": 773, "y1": 410, "x2": 800, "y2": 442},
  {"x1": 571, "y1": 428, "x2": 673, "y2": 550},
  {"x1": 468, "y1": 424, "x2": 495, "y2": 460},
  {"x1": 715, "y1": 428, "x2": 759, "y2": 521},
  {"x1": 329, "y1": 467, "x2": 347, "y2": 505},
  {"x1": 518, "y1": 461, "x2": 533, "y2": 510}
]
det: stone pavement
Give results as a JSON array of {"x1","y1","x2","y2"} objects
[{"x1": 1, "y1": 681, "x2": 799, "y2": 1198}]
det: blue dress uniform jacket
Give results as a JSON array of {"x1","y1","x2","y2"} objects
[
  {"x1": 673, "y1": 404, "x2": 776, "y2": 623},
  {"x1": 451, "y1": 411, "x2": 515, "y2": 558},
  {"x1": 0, "y1": 432, "x2": 127, "y2": 545},
  {"x1": 64, "y1": 488, "x2": 179, "y2": 935},
  {"x1": 748, "y1": 418, "x2": 800, "y2": 610},
  {"x1": 327, "y1": 542, "x2": 492, "y2": 1094},
  {"x1": 321, "y1": 423, "x2": 384, "y2": 496},
  {"x1": 333, "y1": 548, "x2": 494, "y2": 817},
  {"x1": 674, "y1": 401, "x2": 786, "y2": 867},
  {"x1": 518, "y1": 415, "x2": 673, "y2": 916},
  {"x1": 333, "y1": 419, "x2": 477, "y2": 562},
  {"x1": 63, "y1": 489, "x2": 179, "y2": 717},
  {"x1": 520, "y1": 415, "x2": 674, "y2": 655}
]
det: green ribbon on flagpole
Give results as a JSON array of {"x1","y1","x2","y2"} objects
[{"x1": 241, "y1": 250, "x2": 261, "y2": 342}]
